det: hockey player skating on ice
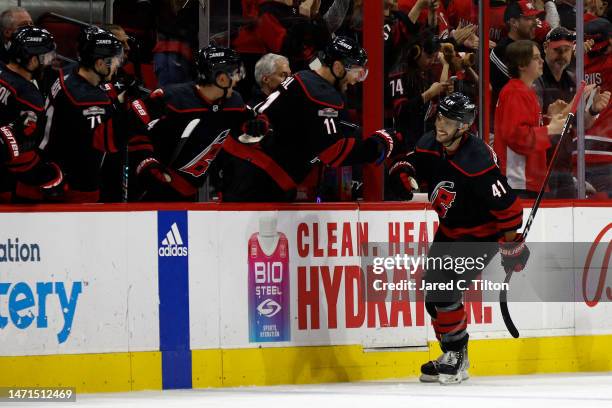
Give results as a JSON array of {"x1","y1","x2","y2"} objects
[
  {"x1": 388, "y1": 93, "x2": 530, "y2": 384},
  {"x1": 221, "y1": 36, "x2": 401, "y2": 202}
]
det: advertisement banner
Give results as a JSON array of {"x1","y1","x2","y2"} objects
[
  {"x1": 248, "y1": 215, "x2": 290, "y2": 342},
  {"x1": 0, "y1": 212, "x2": 159, "y2": 356},
  {"x1": 157, "y1": 211, "x2": 191, "y2": 389},
  {"x1": 0, "y1": 204, "x2": 610, "y2": 360}
]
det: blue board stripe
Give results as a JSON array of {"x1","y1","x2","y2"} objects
[{"x1": 157, "y1": 211, "x2": 192, "y2": 389}]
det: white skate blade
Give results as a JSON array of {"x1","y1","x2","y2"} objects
[
  {"x1": 438, "y1": 370, "x2": 469, "y2": 385},
  {"x1": 419, "y1": 374, "x2": 439, "y2": 383}
]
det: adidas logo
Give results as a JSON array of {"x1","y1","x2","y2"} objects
[{"x1": 158, "y1": 222, "x2": 188, "y2": 257}]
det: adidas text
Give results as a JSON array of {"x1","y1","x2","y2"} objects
[{"x1": 158, "y1": 246, "x2": 188, "y2": 257}]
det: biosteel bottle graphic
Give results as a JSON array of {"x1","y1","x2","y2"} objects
[{"x1": 248, "y1": 215, "x2": 290, "y2": 342}]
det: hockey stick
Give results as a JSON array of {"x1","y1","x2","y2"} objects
[
  {"x1": 136, "y1": 119, "x2": 202, "y2": 201},
  {"x1": 500, "y1": 81, "x2": 587, "y2": 338}
]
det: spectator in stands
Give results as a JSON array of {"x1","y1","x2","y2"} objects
[
  {"x1": 533, "y1": 0, "x2": 561, "y2": 30},
  {"x1": 0, "y1": 7, "x2": 33, "y2": 64},
  {"x1": 316, "y1": 0, "x2": 353, "y2": 34},
  {"x1": 494, "y1": 40, "x2": 567, "y2": 198},
  {"x1": 102, "y1": 23, "x2": 142, "y2": 102},
  {"x1": 250, "y1": 53, "x2": 291, "y2": 106},
  {"x1": 383, "y1": 1, "x2": 420, "y2": 77},
  {"x1": 585, "y1": 17, "x2": 612, "y2": 94},
  {"x1": 549, "y1": 0, "x2": 608, "y2": 30},
  {"x1": 585, "y1": 0, "x2": 608, "y2": 21},
  {"x1": 388, "y1": 29, "x2": 450, "y2": 152},
  {"x1": 232, "y1": 0, "x2": 332, "y2": 101},
  {"x1": 582, "y1": 17, "x2": 612, "y2": 196},
  {"x1": 490, "y1": 0, "x2": 539, "y2": 96},
  {"x1": 534, "y1": 26, "x2": 577, "y2": 197},
  {"x1": 555, "y1": 0, "x2": 577, "y2": 29},
  {"x1": 152, "y1": 0, "x2": 199, "y2": 86},
  {"x1": 103, "y1": 24, "x2": 131, "y2": 62},
  {"x1": 398, "y1": 0, "x2": 450, "y2": 38},
  {"x1": 446, "y1": 0, "x2": 506, "y2": 47},
  {"x1": 534, "y1": 27, "x2": 576, "y2": 114}
]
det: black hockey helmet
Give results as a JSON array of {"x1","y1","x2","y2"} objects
[
  {"x1": 438, "y1": 93, "x2": 476, "y2": 125},
  {"x1": 77, "y1": 26, "x2": 123, "y2": 67},
  {"x1": 195, "y1": 45, "x2": 245, "y2": 85},
  {"x1": 8, "y1": 26, "x2": 56, "y2": 67},
  {"x1": 320, "y1": 36, "x2": 368, "y2": 68}
]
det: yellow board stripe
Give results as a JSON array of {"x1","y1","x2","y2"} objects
[
  {"x1": 2, "y1": 335, "x2": 611, "y2": 393},
  {"x1": 0, "y1": 352, "x2": 162, "y2": 393}
]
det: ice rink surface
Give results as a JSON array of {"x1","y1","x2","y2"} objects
[{"x1": 16, "y1": 372, "x2": 609, "y2": 408}]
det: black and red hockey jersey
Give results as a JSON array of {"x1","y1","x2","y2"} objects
[
  {"x1": 221, "y1": 70, "x2": 388, "y2": 201},
  {"x1": 44, "y1": 68, "x2": 120, "y2": 202},
  {"x1": 128, "y1": 82, "x2": 248, "y2": 201},
  {"x1": 404, "y1": 131, "x2": 523, "y2": 239},
  {"x1": 0, "y1": 62, "x2": 63, "y2": 202},
  {"x1": 387, "y1": 66, "x2": 438, "y2": 151},
  {"x1": 383, "y1": 10, "x2": 421, "y2": 81}
]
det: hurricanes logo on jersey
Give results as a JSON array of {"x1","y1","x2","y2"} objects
[
  {"x1": 431, "y1": 181, "x2": 456, "y2": 219},
  {"x1": 178, "y1": 129, "x2": 230, "y2": 177}
]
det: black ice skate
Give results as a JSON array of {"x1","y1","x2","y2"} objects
[
  {"x1": 419, "y1": 353, "x2": 444, "y2": 382},
  {"x1": 437, "y1": 346, "x2": 470, "y2": 385}
]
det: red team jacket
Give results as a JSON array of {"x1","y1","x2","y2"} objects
[
  {"x1": 582, "y1": 52, "x2": 612, "y2": 165},
  {"x1": 494, "y1": 78, "x2": 550, "y2": 193},
  {"x1": 446, "y1": 0, "x2": 507, "y2": 43}
]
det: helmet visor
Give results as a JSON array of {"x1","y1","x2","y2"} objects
[
  {"x1": 107, "y1": 48, "x2": 125, "y2": 70},
  {"x1": 230, "y1": 63, "x2": 246, "y2": 82},
  {"x1": 38, "y1": 50, "x2": 57, "y2": 67},
  {"x1": 346, "y1": 64, "x2": 369, "y2": 82}
]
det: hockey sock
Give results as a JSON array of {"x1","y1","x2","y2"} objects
[{"x1": 434, "y1": 301, "x2": 468, "y2": 352}]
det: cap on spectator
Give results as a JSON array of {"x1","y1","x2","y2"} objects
[
  {"x1": 504, "y1": 0, "x2": 540, "y2": 22},
  {"x1": 585, "y1": 18, "x2": 612, "y2": 52},
  {"x1": 545, "y1": 27, "x2": 576, "y2": 49}
]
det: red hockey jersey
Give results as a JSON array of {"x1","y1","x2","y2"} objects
[
  {"x1": 580, "y1": 52, "x2": 612, "y2": 164},
  {"x1": 585, "y1": 52, "x2": 612, "y2": 93}
]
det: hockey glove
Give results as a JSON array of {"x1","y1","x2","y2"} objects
[
  {"x1": 16, "y1": 110, "x2": 39, "y2": 139},
  {"x1": 370, "y1": 129, "x2": 401, "y2": 165},
  {"x1": 14, "y1": 161, "x2": 66, "y2": 201},
  {"x1": 39, "y1": 162, "x2": 66, "y2": 200},
  {"x1": 388, "y1": 158, "x2": 419, "y2": 201},
  {"x1": 242, "y1": 114, "x2": 271, "y2": 138},
  {"x1": 0, "y1": 125, "x2": 19, "y2": 162},
  {"x1": 0, "y1": 114, "x2": 37, "y2": 160},
  {"x1": 136, "y1": 157, "x2": 197, "y2": 198},
  {"x1": 499, "y1": 233, "x2": 530, "y2": 274},
  {"x1": 136, "y1": 157, "x2": 172, "y2": 185}
]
